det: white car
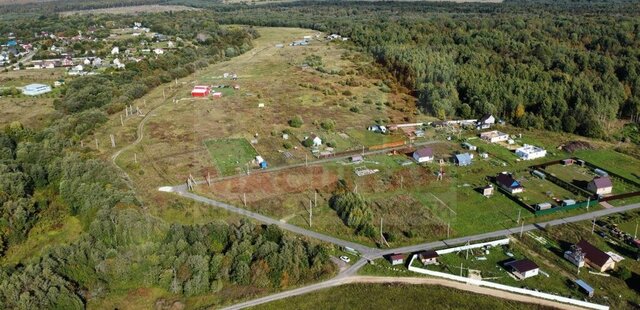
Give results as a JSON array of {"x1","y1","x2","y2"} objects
[{"x1": 339, "y1": 256, "x2": 351, "y2": 263}]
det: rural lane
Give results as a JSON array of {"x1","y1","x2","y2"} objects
[
  {"x1": 222, "y1": 273, "x2": 584, "y2": 310},
  {"x1": 167, "y1": 182, "x2": 640, "y2": 260}
]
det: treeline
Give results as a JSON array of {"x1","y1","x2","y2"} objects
[
  {"x1": 330, "y1": 190, "x2": 375, "y2": 238},
  {"x1": 0, "y1": 0, "x2": 172, "y2": 14},
  {"x1": 208, "y1": 1, "x2": 640, "y2": 139},
  {"x1": 0, "y1": 12, "x2": 333, "y2": 307}
]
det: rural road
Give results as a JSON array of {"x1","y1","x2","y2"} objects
[
  {"x1": 222, "y1": 273, "x2": 584, "y2": 310},
  {"x1": 164, "y1": 184, "x2": 639, "y2": 309},
  {"x1": 165, "y1": 183, "x2": 640, "y2": 261}
]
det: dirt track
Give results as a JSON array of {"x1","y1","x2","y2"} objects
[{"x1": 345, "y1": 276, "x2": 583, "y2": 310}]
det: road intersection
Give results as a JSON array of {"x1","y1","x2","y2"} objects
[{"x1": 159, "y1": 182, "x2": 640, "y2": 309}]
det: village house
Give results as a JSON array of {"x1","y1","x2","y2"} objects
[
  {"x1": 111, "y1": 46, "x2": 119, "y2": 55},
  {"x1": 413, "y1": 147, "x2": 434, "y2": 163},
  {"x1": 480, "y1": 130, "x2": 509, "y2": 143},
  {"x1": 575, "y1": 240, "x2": 615, "y2": 272},
  {"x1": 418, "y1": 250, "x2": 439, "y2": 265},
  {"x1": 587, "y1": 176, "x2": 613, "y2": 196},
  {"x1": 506, "y1": 259, "x2": 539, "y2": 280},
  {"x1": 496, "y1": 172, "x2": 524, "y2": 194},
  {"x1": 476, "y1": 114, "x2": 496, "y2": 129},
  {"x1": 515, "y1": 144, "x2": 547, "y2": 160},
  {"x1": 191, "y1": 85, "x2": 210, "y2": 97},
  {"x1": 387, "y1": 254, "x2": 405, "y2": 266},
  {"x1": 455, "y1": 153, "x2": 473, "y2": 166},
  {"x1": 310, "y1": 134, "x2": 323, "y2": 147}
]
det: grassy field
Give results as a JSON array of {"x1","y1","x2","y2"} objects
[
  {"x1": 0, "y1": 68, "x2": 65, "y2": 128},
  {"x1": 253, "y1": 283, "x2": 546, "y2": 310},
  {"x1": 204, "y1": 138, "x2": 259, "y2": 176},
  {"x1": 99, "y1": 26, "x2": 413, "y2": 225}
]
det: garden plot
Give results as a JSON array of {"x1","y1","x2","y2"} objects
[
  {"x1": 204, "y1": 138, "x2": 258, "y2": 176},
  {"x1": 544, "y1": 163, "x2": 640, "y2": 195},
  {"x1": 517, "y1": 174, "x2": 583, "y2": 206}
]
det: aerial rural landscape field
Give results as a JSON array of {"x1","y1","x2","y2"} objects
[{"x1": 0, "y1": 0, "x2": 639, "y2": 309}]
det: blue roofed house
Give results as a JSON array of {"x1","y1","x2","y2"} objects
[
  {"x1": 496, "y1": 172, "x2": 524, "y2": 194},
  {"x1": 455, "y1": 153, "x2": 473, "y2": 166}
]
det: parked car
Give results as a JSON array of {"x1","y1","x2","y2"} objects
[
  {"x1": 597, "y1": 231, "x2": 607, "y2": 238},
  {"x1": 340, "y1": 256, "x2": 351, "y2": 263}
]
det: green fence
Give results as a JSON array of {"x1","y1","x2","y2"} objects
[{"x1": 534, "y1": 199, "x2": 598, "y2": 216}]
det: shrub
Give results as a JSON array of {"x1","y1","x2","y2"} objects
[
  {"x1": 350, "y1": 106, "x2": 360, "y2": 113},
  {"x1": 283, "y1": 142, "x2": 292, "y2": 149},
  {"x1": 288, "y1": 116, "x2": 303, "y2": 128},
  {"x1": 320, "y1": 119, "x2": 336, "y2": 131}
]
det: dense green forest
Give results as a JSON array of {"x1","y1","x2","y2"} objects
[
  {"x1": 203, "y1": 1, "x2": 640, "y2": 140},
  {"x1": 0, "y1": 12, "x2": 333, "y2": 308}
]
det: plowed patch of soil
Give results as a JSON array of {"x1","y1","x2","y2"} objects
[{"x1": 203, "y1": 166, "x2": 338, "y2": 202}]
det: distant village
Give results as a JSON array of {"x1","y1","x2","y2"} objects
[{"x1": 1, "y1": 21, "x2": 177, "y2": 96}]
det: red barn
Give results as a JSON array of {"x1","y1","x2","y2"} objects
[{"x1": 191, "y1": 85, "x2": 210, "y2": 97}]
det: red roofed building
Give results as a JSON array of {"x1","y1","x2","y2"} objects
[
  {"x1": 191, "y1": 85, "x2": 210, "y2": 97},
  {"x1": 387, "y1": 254, "x2": 405, "y2": 266}
]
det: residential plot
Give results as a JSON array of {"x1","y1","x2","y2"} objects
[
  {"x1": 516, "y1": 173, "x2": 583, "y2": 206},
  {"x1": 204, "y1": 138, "x2": 258, "y2": 176}
]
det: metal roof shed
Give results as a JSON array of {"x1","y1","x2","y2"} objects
[{"x1": 574, "y1": 279, "x2": 594, "y2": 297}]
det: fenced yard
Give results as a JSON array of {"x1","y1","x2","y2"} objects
[{"x1": 204, "y1": 138, "x2": 258, "y2": 176}]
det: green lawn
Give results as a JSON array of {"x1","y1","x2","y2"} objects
[
  {"x1": 518, "y1": 174, "x2": 583, "y2": 206},
  {"x1": 204, "y1": 138, "x2": 259, "y2": 176},
  {"x1": 252, "y1": 283, "x2": 549, "y2": 310},
  {"x1": 574, "y1": 149, "x2": 640, "y2": 182},
  {"x1": 346, "y1": 128, "x2": 406, "y2": 148}
]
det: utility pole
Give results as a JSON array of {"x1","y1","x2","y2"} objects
[
  {"x1": 163, "y1": 88, "x2": 166, "y2": 99},
  {"x1": 134, "y1": 153, "x2": 137, "y2": 164},
  {"x1": 634, "y1": 221, "x2": 638, "y2": 239},
  {"x1": 243, "y1": 193, "x2": 246, "y2": 207},
  {"x1": 110, "y1": 134, "x2": 116, "y2": 148},
  {"x1": 447, "y1": 222, "x2": 450, "y2": 238},
  {"x1": 587, "y1": 196, "x2": 590, "y2": 211},
  {"x1": 305, "y1": 154, "x2": 308, "y2": 167},
  {"x1": 120, "y1": 114, "x2": 124, "y2": 126},
  {"x1": 460, "y1": 263, "x2": 463, "y2": 277},
  {"x1": 520, "y1": 221, "x2": 524, "y2": 238},
  {"x1": 309, "y1": 199, "x2": 312, "y2": 227},
  {"x1": 95, "y1": 138, "x2": 99, "y2": 150},
  {"x1": 314, "y1": 191, "x2": 317, "y2": 208}
]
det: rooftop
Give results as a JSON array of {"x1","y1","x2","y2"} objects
[
  {"x1": 576, "y1": 239, "x2": 611, "y2": 267},
  {"x1": 506, "y1": 259, "x2": 538, "y2": 273},
  {"x1": 591, "y1": 176, "x2": 612, "y2": 189},
  {"x1": 414, "y1": 147, "x2": 433, "y2": 158}
]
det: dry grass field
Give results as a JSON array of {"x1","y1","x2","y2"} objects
[{"x1": 90, "y1": 27, "x2": 412, "y2": 223}]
